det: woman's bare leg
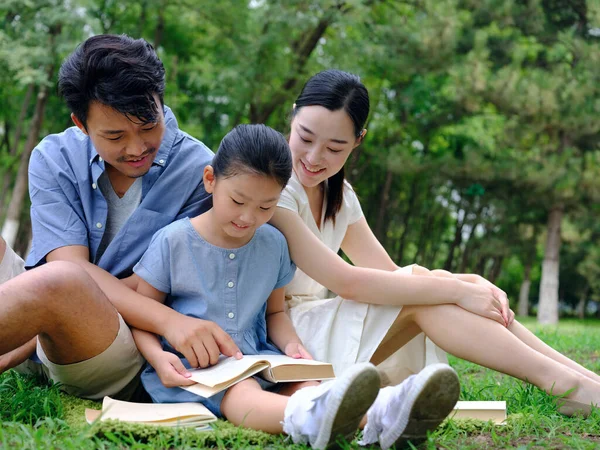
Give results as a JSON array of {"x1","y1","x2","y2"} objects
[
  {"x1": 411, "y1": 264, "x2": 600, "y2": 384},
  {"x1": 371, "y1": 304, "x2": 600, "y2": 405},
  {"x1": 508, "y1": 320, "x2": 600, "y2": 384}
]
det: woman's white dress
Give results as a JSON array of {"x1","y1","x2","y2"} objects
[{"x1": 278, "y1": 173, "x2": 447, "y2": 385}]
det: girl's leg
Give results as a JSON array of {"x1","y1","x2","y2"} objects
[
  {"x1": 371, "y1": 304, "x2": 600, "y2": 405},
  {"x1": 220, "y1": 378, "x2": 290, "y2": 433},
  {"x1": 220, "y1": 366, "x2": 380, "y2": 440}
]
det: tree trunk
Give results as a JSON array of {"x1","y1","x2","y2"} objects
[
  {"x1": 1, "y1": 82, "x2": 50, "y2": 247},
  {"x1": 488, "y1": 256, "x2": 504, "y2": 284},
  {"x1": 443, "y1": 203, "x2": 468, "y2": 271},
  {"x1": 576, "y1": 287, "x2": 589, "y2": 319},
  {"x1": 537, "y1": 204, "x2": 564, "y2": 325},
  {"x1": 396, "y1": 177, "x2": 419, "y2": 263},
  {"x1": 153, "y1": 2, "x2": 165, "y2": 49},
  {"x1": 11, "y1": 83, "x2": 35, "y2": 156},
  {"x1": 517, "y1": 262, "x2": 532, "y2": 317},
  {"x1": 374, "y1": 169, "x2": 393, "y2": 243}
]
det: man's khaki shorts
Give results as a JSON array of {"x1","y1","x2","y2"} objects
[{"x1": 1, "y1": 243, "x2": 145, "y2": 400}]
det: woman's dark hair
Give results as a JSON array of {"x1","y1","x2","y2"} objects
[
  {"x1": 292, "y1": 69, "x2": 369, "y2": 223},
  {"x1": 213, "y1": 124, "x2": 292, "y2": 189},
  {"x1": 58, "y1": 34, "x2": 165, "y2": 128}
]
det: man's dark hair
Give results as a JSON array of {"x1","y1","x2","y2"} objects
[
  {"x1": 58, "y1": 34, "x2": 165, "y2": 128},
  {"x1": 213, "y1": 124, "x2": 293, "y2": 189}
]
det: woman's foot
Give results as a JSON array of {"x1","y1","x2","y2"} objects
[
  {"x1": 283, "y1": 362, "x2": 380, "y2": 449},
  {"x1": 557, "y1": 398, "x2": 597, "y2": 418},
  {"x1": 360, "y1": 363, "x2": 460, "y2": 450}
]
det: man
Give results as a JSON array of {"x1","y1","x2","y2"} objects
[{"x1": 0, "y1": 34, "x2": 239, "y2": 400}]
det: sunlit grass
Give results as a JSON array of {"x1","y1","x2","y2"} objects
[{"x1": 1, "y1": 317, "x2": 599, "y2": 449}]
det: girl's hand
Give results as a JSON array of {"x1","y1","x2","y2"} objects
[
  {"x1": 284, "y1": 342, "x2": 313, "y2": 360},
  {"x1": 457, "y1": 282, "x2": 505, "y2": 326},
  {"x1": 153, "y1": 351, "x2": 196, "y2": 388}
]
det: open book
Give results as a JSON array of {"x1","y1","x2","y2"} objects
[
  {"x1": 182, "y1": 354, "x2": 335, "y2": 398},
  {"x1": 85, "y1": 396, "x2": 217, "y2": 429},
  {"x1": 451, "y1": 401, "x2": 506, "y2": 424}
]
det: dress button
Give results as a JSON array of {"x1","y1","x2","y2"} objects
[
  {"x1": 96, "y1": 222, "x2": 103, "y2": 229},
  {"x1": 159, "y1": 159, "x2": 165, "y2": 164},
  {"x1": 92, "y1": 183, "x2": 97, "y2": 189},
  {"x1": 229, "y1": 253, "x2": 235, "y2": 260},
  {"x1": 227, "y1": 281, "x2": 234, "y2": 288},
  {"x1": 228, "y1": 312, "x2": 235, "y2": 319}
]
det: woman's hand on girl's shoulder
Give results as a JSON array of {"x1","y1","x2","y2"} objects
[
  {"x1": 154, "y1": 351, "x2": 196, "y2": 388},
  {"x1": 284, "y1": 342, "x2": 313, "y2": 360}
]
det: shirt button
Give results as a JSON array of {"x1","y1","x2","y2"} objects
[
  {"x1": 98, "y1": 157, "x2": 103, "y2": 162},
  {"x1": 159, "y1": 159, "x2": 165, "y2": 164},
  {"x1": 92, "y1": 183, "x2": 97, "y2": 189},
  {"x1": 228, "y1": 312, "x2": 235, "y2": 319},
  {"x1": 96, "y1": 222, "x2": 103, "y2": 229},
  {"x1": 227, "y1": 281, "x2": 234, "y2": 288},
  {"x1": 229, "y1": 253, "x2": 235, "y2": 260}
]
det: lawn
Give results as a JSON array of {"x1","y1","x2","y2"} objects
[{"x1": 1, "y1": 317, "x2": 599, "y2": 449}]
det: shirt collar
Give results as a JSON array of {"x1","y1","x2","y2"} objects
[{"x1": 88, "y1": 105, "x2": 178, "y2": 168}]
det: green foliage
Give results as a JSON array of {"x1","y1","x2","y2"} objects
[{"x1": 1, "y1": 0, "x2": 599, "y2": 310}]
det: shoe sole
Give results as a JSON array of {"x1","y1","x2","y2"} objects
[
  {"x1": 313, "y1": 363, "x2": 381, "y2": 449},
  {"x1": 380, "y1": 363, "x2": 460, "y2": 450}
]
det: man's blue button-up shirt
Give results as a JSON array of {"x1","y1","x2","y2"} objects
[{"x1": 25, "y1": 106, "x2": 213, "y2": 278}]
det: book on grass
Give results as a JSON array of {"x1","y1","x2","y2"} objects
[
  {"x1": 85, "y1": 396, "x2": 217, "y2": 429},
  {"x1": 451, "y1": 401, "x2": 507, "y2": 424},
  {"x1": 181, "y1": 354, "x2": 335, "y2": 398}
]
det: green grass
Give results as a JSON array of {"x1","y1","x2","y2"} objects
[{"x1": 1, "y1": 317, "x2": 600, "y2": 449}]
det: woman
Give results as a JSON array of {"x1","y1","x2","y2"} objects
[{"x1": 270, "y1": 69, "x2": 600, "y2": 417}]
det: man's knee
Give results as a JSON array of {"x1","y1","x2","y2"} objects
[{"x1": 25, "y1": 261, "x2": 94, "y2": 307}]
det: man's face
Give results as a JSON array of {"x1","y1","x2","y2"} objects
[{"x1": 74, "y1": 96, "x2": 165, "y2": 179}]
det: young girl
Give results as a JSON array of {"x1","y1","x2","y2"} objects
[
  {"x1": 131, "y1": 124, "x2": 460, "y2": 449},
  {"x1": 269, "y1": 69, "x2": 600, "y2": 423}
]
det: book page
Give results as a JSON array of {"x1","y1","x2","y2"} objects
[
  {"x1": 187, "y1": 355, "x2": 271, "y2": 387},
  {"x1": 96, "y1": 396, "x2": 216, "y2": 423}
]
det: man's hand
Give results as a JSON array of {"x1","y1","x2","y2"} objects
[
  {"x1": 152, "y1": 351, "x2": 196, "y2": 388},
  {"x1": 163, "y1": 316, "x2": 242, "y2": 368},
  {"x1": 284, "y1": 342, "x2": 313, "y2": 360}
]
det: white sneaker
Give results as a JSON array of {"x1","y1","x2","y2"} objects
[
  {"x1": 360, "y1": 363, "x2": 459, "y2": 449},
  {"x1": 283, "y1": 362, "x2": 380, "y2": 449}
]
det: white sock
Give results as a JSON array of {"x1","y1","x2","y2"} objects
[
  {"x1": 360, "y1": 375, "x2": 416, "y2": 445},
  {"x1": 282, "y1": 381, "x2": 334, "y2": 445}
]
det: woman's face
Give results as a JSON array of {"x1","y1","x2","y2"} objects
[{"x1": 289, "y1": 105, "x2": 360, "y2": 189}]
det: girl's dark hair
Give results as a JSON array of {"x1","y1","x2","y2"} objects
[
  {"x1": 213, "y1": 124, "x2": 292, "y2": 188},
  {"x1": 58, "y1": 34, "x2": 165, "y2": 128},
  {"x1": 292, "y1": 69, "x2": 369, "y2": 223}
]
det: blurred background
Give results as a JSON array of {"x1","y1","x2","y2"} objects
[{"x1": 1, "y1": 0, "x2": 599, "y2": 324}]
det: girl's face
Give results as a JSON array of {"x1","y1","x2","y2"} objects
[
  {"x1": 289, "y1": 105, "x2": 360, "y2": 189},
  {"x1": 205, "y1": 169, "x2": 282, "y2": 246}
]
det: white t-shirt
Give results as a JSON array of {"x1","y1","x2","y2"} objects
[{"x1": 277, "y1": 172, "x2": 363, "y2": 299}]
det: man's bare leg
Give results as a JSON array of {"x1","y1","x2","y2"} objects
[{"x1": 0, "y1": 260, "x2": 119, "y2": 365}]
